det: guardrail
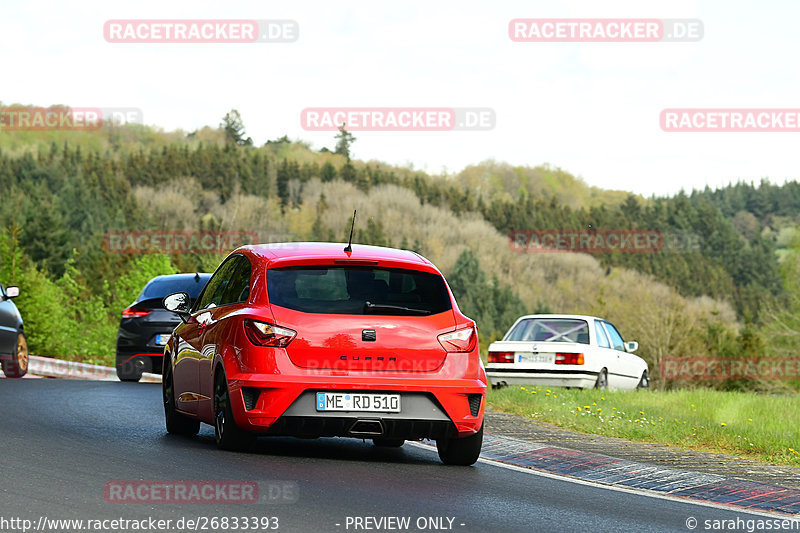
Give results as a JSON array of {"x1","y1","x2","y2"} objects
[{"x1": 22, "y1": 355, "x2": 161, "y2": 382}]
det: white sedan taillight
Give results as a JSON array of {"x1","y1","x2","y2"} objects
[{"x1": 488, "y1": 351, "x2": 514, "y2": 363}]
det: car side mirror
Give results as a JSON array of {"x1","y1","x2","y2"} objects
[
  {"x1": 5, "y1": 286, "x2": 19, "y2": 298},
  {"x1": 625, "y1": 341, "x2": 638, "y2": 353},
  {"x1": 163, "y1": 292, "x2": 191, "y2": 323}
]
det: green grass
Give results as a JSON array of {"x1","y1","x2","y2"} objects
[{"x1": 488, "y1": 385, "x2": 800, "y2": 467}]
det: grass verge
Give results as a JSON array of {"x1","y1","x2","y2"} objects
[{"x1": 487, "y1": 385, "x2": 800, "y2": 467}]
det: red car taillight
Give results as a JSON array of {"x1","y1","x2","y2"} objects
[
  {"x1": 437, "y1": 326, "x2": 477, "y2": 353},
  {"x1": 555, "y1": 352, "x2": 584, "y2": 365},
  {"x1": 244, "y1": 319, "x2": 296, "y2": 347},
  {"x1": 488, "y1": 351, "x2": 514, "y2": 363},
  {"x1": 122, "y1": 306, "x2": 151, "y2": 318}
]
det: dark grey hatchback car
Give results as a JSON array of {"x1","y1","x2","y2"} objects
[
  {"x1": 116, "y1": 273, "x2": 211, "y2": 382},
  {"x1": 0, "y1": 283, "x2": 27, "y2": 378}
]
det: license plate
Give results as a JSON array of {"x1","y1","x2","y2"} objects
[
  {"x1": 517, "y1": 352, "x2": 555, "y2": 364},
  {"x1": 155, "y1": 334, "x2": 170, "y2": 346},
  {"x1": 316, "y1": 392, "x2": 401, "y2": 413}
]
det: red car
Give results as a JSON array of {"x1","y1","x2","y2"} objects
[{"x1": 162, "y1": 242, "x2": 486, "y2": 465}]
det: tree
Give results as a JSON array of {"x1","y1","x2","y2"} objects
[
  {"x1": 265, "y1": 135, "x2": 290, "y2": 145},
  {"x1": 340, "y1": 162, "x2": 357, "y2": 183},
  {"x1": 321, "y1": 161, "x2": 337, "y2": 182},
  {"x1": 334, "y1": 123, "x2": 356, "y2": 161},
  {"x1": 358, "y1": 218, "x2": 389, "y2": 247},
  {"x1": 447, "y1": 249, "x2": 525, "y2": 349},
  {"x1": 220, "y1": 110, "x2": 253, "y2": 147},
  {"x1": 764, "y1": 234, "x2": 800, "y2": 357}
]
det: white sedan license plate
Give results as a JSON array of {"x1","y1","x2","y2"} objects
[
  {"x1": 517, "y1": 352, "x2": 555, "y2": 364},
  {"x1": 155, "y1": 334, "x2": 170, "y2": 346},
  {"x1": 316, "y1": 392, "x2": 401, "y2": 413}
]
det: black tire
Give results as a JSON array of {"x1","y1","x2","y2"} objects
[
  {"x1": 372, "y1": 438, "x2": 405, "y2": 448},
  {"x1": 594, "y1": 368, "x2": 608, "y2": 390},
  {"x1": 436, "y1": 425, "x2": 483, "y2": 466},
  {"x1": 1, "y1": 333, "x2": 28, "y2": 378},
  {"x1": 214, "y1": 370, "x2": 256, "y2": 451},
  {"x1": 163, "y1": 356, "x2": 200, "y2": 436},
  {"x1": 116, "y1": 356, "x2": 143, "y2": 382},
  {"x1": 637, "y1": 370, "x2": 650, "y2": 390}
]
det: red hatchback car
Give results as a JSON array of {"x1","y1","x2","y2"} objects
[{"x1": 162, "y1": 242, "x2": 486, "y2": 465}]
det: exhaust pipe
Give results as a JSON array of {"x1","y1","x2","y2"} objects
[{"x1": 349, "y1": 419, "x2": 384, "y2": 436}]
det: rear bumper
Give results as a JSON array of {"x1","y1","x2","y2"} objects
[
  {"x1": 487, "y1": 368, "x2": 598, "y2": 389},
  {"x1": 226, "y1": 374, "x2": 485, "y2": 440},
  {"x1": 116, "y1": 323, "x2": 175, "y2": 374}
]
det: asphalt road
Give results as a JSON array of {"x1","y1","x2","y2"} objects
[{"x1": 0, "y1": 380, "x2": 777, "y2": 533}]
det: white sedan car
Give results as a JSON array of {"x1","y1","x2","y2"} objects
[{"x1": 486, "y1": 314, "x2": 648, "y2": 390}]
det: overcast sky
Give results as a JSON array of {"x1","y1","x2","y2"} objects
[{"x1": 3, "y1": 0, "x2": 799, "y2": 197}]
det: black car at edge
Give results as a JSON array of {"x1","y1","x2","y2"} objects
[{"x1": 0, "y1": 283, "x2": 27, "y2": 378}]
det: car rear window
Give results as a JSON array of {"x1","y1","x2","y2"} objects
[
  {"x1": 505, "y1": 318, "x2": 590, "y2": 344},
  {"x1": 138, "y1": 275, "x2": 211, "y2": 302},
  {"x1": 267, "y1": 266, "x2": 452, "y2": 316}
]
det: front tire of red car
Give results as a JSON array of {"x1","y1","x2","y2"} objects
[
  {"x1": 163, "y1": 356, "x2": 200, "y2": 436},
  {"x1": 214, "y1": 370, "x2": 256, "y2": 452},
  {"x1": 436, "y1": 425, "x2": 483, "y2": 466}
]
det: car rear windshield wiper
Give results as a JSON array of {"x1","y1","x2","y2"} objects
[{"x1": 363, "y1": 301, "x2": 432, "y2": 315}]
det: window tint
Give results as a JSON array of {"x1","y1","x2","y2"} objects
[
  {"x1": 220, "y1": 256, "x2": 252, "y2": 306},
  {"x1": 267, "y1": 266, "x2": 452, "y2": 316},
  {"x1": 506, "y1": 318, "x2": 590, "y2": 344},
  {"x1": 603, "y1": 321, "x2": 626, "y2": 351},
  {"x1": 195, "y1": 256, "x2": 241, "y2": 311},
  {"x1": 138, "y1": 274, "x2": 211, "y2": 301},
  {"x1": 595, "y1": 321, "x2": 611, "y2": 348}
]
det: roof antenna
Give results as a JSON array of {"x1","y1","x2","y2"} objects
[
  {"x1": 344, "y1": 209, "x2": 357, "y2": 252},
  {"x1": 194, "y1": 272, "x2": 200, "y2": 282}
]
